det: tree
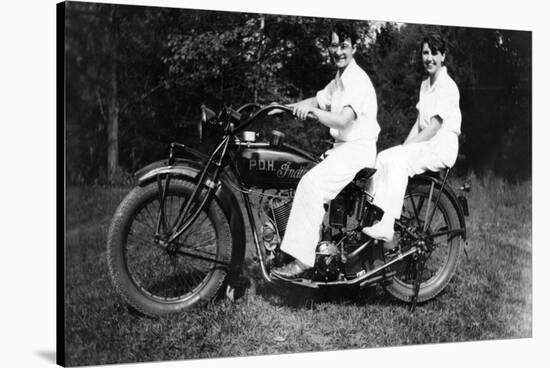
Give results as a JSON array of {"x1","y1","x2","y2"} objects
[
  {"x1": 64, "y1": 3, "x2": 531, "y2": 183},
  {"x1": 360, "y1": 22, "x2": 531, "y2": 179},
  {"x1": 359, "y1": 22, "x2": 422, "y2": 150},
  {"x1": 444, "y1": 27, "x2": 532, "y2": 178},
  {"x1": 65, "y1": 3, "x2": 179, "y2": 183}
]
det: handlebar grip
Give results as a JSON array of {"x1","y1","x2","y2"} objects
[
  {"x1": 266, "y1": 103, "x2": 319, "y2": 122},
  {"x1": 306, "y1": 112, "x2": 319, "y2": 122},
  {"x1": 229, "y1": 108, "x2": 242, "y2": 121}
]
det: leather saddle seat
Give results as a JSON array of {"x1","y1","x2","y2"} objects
[
  {"x1": 423, "y1": 170, "x2": 442, "y2": 179},
  {"x1": 353, "y1": 167, "x2": 377, "y2": 181},
  {"x1": 353, "y1": 168, "x2": 449, "y2": 182},
  {"x1": 421, "y1": 168, "x2": 450, "y2": 179}
]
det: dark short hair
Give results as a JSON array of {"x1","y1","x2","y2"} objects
[
  {"x1": 330, "y1": 21, "x2": 359, "y2": 45},
  {"x1": 420, "y1": 33, "x2": 446, "y2": 55}
]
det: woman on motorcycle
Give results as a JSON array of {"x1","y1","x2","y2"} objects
[
  {"x1": 271, "y1": 22, "x2": 380, "y2": 279},
  {"x1": 362, "y1": 33, "x2": 462, "y2": 243}
]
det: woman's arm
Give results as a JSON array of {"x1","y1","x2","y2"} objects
[
  {"x1": 288, "y1": 97, "x2": 319, "y2": 110},
  {"x1": 293, "y1": 104, "x2": 356, "y2": 130},
  {"x1": 403, "y1": 115, "x2": 421, "y2": 144},
  {"x1": 403, "y1": 115, "x2": 442, "y2": 145}
]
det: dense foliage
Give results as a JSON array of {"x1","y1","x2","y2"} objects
[{"x1": 63, "y1": 2, "x2": 531, "y2": 184}]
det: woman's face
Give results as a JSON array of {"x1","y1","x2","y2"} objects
[
  {"x1": 421, "y1": 42, "x2": 445, "y2": 77},
  {"x1": 329, "y1": 32, "x2": 355, "y2": 72}
]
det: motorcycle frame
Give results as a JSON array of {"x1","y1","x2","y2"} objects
[{"x1": 142, "y1": 103, "x2": 468, "y2": 287}]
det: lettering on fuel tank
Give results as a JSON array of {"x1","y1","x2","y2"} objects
[
  {"x1": 249, "y1": 159, "x2": 275, "y2": 171},
  {"x1": 276, "y1": 162, "x2": 309, "y2": 179}
]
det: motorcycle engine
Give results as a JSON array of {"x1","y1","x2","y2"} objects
[
  {"x1": 268, "y1": 197, "x2": 292, "y2": 235},
  {"x1": 313, "y1": 241, "x2": 343, "y2": 282},
  {"x1": 261, "y1": 197, "x2": 292, "y2": 245},
  {"x1": 260, "y1": 197, "x2": 293, "y2": 265}
]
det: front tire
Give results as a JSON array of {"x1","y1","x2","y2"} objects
[
  {"x1": 384, "y1": 182, "x2": 463, "y2": 303},
  {"x1": 107, "y1": 179, "x2": 233, "y2": 317}
]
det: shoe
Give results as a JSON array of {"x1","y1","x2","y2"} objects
[
  {"x1": 271, "y1": 260, "x2": 311, "y2": 280},
  {"x1": 362, "y1": 220, "x2": 395, "y2": 242}
]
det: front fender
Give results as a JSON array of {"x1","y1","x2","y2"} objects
[
  {"x1": 135, "y1": 158, "x2": 201, "y2": 184},
  {"x1": 135, "y1": 159, "x2": 247, "y2": 282}
]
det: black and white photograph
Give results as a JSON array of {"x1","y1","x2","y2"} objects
[{"x1": 2, "y1": 0, "x2": 548, "y2": 367}]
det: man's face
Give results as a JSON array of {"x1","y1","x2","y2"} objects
[{"x1": 329, "y1": 32, "x2": 355, "y2": 71}]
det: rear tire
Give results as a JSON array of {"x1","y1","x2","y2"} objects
[
  {"x1": 384, "y1": 182, "x2": 463, "y2": 303},
  {"x1": 107, "y1": 179, "x2": 232, "y2": 317}
]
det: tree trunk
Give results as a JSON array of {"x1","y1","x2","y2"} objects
[
  {"x1": 107, "y1": 7, "x2": 119, "y2": 184},
  {"x1": 107, "y1": 78, "x2": 119, "y2": 182},
  {"x1": 253, "y1": 15, "x2": 265, "y2": 104}
]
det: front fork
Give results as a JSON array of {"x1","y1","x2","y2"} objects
[
  {"x1": 154, "y1": 137, "x2": 230, "y2": 245},
  {"x1": 154, "y1": 173, "x2": 171, "y2": 240}
]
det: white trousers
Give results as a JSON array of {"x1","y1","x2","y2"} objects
[
  {"x1": 280, "y1": 140, "x2": 377, "y2": 267},
  {"x1": 371, "y1": 133, "x2": 458, "y2": 220}
]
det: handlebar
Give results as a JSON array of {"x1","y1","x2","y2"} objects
[
  {"x1": 264, "y1": 103, "x2": 319, "y2": 122},
  {"x1": 236, "y1": 102, "x2": 262, "y2": 114},
  {"x1": 231, "y1": 103, "x2": 319, "y2": 135},
  {"x1": 200, "y1": 102, "x2": 319, "y2": 137}
]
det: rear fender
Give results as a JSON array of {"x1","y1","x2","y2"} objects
[
  {"x1": 135, "y1": 159, "x2": 247, "y2": 282},
  {"x1": 410, "y1": 174, "x2": 467, "y2": 240}
]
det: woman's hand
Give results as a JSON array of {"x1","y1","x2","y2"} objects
[
  {"x1": 292, "y1": 104, "x2": 317, "y2": 121},
  {"x1": 404, "y1": 115, "x2": 442, "y2": 145}
]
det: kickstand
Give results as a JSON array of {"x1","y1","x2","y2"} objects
[
  {"x1": 409, "y1": 257, "x2": 424, "y2": 312},
  {"x1": 463, "y1": 241, "x2": 470, "y2": 259}
]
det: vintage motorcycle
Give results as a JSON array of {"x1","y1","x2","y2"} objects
[{"x1": 107, "y1": 103, "x2": 470, "y2": 317}]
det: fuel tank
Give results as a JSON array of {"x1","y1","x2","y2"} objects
[{"x1": 233, "y1": 143, "x2": 319, "y2": 189}]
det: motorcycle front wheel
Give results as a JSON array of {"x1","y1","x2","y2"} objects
[
  {"x1": 107, "y1": 178, "x2": 233, "y2": 317},
  {"x1": 384, "y1": 182, "x2": 463, "y2": 303}
]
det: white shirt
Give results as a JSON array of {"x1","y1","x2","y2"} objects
[
  {"x1": 316, "y1": 59, "x2": 380, "y2": 142},
  {"x1": 415, "y1": 66, "x2": 461, "y2": 136}
]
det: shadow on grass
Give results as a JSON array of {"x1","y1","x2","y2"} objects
[{"x1": 240, "y1": 261, "x2": 407, "y2": 310}]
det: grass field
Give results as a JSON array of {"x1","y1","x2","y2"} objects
[{"x1": 63, "y1": 173, "x2": 532, "y2": 366}]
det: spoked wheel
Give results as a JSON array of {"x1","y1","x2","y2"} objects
[
  {"x1": 107, "y1": 179, "x2": 232, "y2": 316},
  {"x1": 384, "y1": 182, "x2": 463, "y2": 303}
]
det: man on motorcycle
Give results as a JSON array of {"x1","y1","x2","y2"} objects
[{"x1": 272, "y1": 21, "x2": 380, "y2": 279}]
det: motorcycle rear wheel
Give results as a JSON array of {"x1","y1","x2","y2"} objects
[
  {"x1": 107, "y1": 179, "x2": 232, "y2": 317},
  {"x1": 384, "y1": 182, "x2": 463, "y2": 303}
]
